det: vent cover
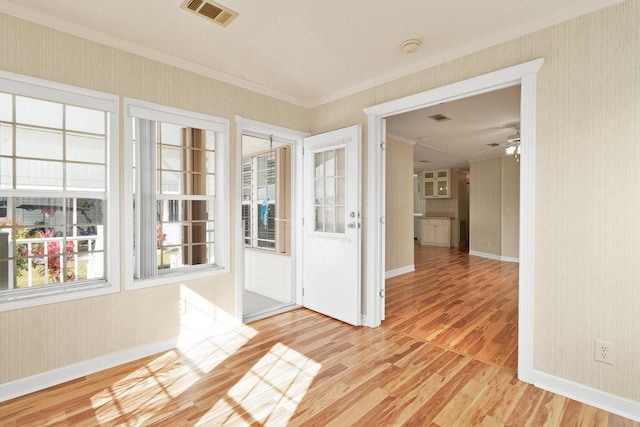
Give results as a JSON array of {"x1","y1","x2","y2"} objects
[
  {"x1": 181, "y1": 0, "x2": 239, "y2": 27},
  {"x1": 428, "y1": 114, "x2": 451, "y2": 123}
]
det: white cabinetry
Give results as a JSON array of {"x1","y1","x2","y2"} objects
[
  {"x1": 418, "y1": 169, "x2": 451, "y2": 198},
  {"x1": 420, "y1": 218, "x2": 453, "y2": 247}
]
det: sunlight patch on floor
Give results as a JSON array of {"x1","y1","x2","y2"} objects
[
  {"x1": 198, "y1": 343, "x2": 321, "y2": 425},
  {"x1": 89, "y1": 325, "x2": 257, "y2": 425}
]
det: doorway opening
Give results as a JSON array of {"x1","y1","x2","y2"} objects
[
  {"x1": 384, "y1": 84, "x2": 521, "y2": 369},
  {"x1": 240, "y1": 134, "x2": 295, "y2": 322},
  {"x1": 364, "y1": 58, "x2": 544, "y2": 383},
  {"x1": 235, "y1": 117, "x2": 308, "y2": 324}
]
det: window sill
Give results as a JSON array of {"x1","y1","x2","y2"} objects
[
  {"x1": 0, "y1": 280, "x2": 119, "y2": 313},
  {"x1": 127, "y1": 264, "x2": 229, "y2": 291}
]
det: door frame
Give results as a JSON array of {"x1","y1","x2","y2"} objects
[
  {"x1": 234, "y1": 116, "x2": 309, "y2": 323},
  {"x1": 363, "y1": 58, "x2": 544, "y2": 384}
]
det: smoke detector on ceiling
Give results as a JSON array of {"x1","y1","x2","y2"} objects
[
  {"x1": 401, "y1": 39, "x2": 421, "y2": 54},
  {"x1": 181, "y1": 0, "x2": 239, "y2": 27}
]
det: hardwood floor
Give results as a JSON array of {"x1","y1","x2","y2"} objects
[
  {"x1": 386, "y1": 242, "x2": 519, "y2": 370},
  {"x1": 1, "y1": 245, "x2": 638, "y2": 426}
]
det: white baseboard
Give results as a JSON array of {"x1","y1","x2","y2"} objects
[
  {"x1": 469, "y1": 250, "x2": 519, "y2": 263},
  {"x1": 0, "y1": 337, "x2": 178, "y2": 404},
  {"x1": 533, "y1": 370, "x2": 640, "y2": 422},
  {"x1": 385, "y1": 265, "x2": 415, "y2": 279}
]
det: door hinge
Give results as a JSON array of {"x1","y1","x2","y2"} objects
[
  {"x1": 379, "y1": 289, "x2": 385, "y2": 298},
  {"x1": 302, "y1": 288, "x2": 304, "y2": 296},
  {"x1": 380, "y1": 216, "x2": 385, "y2": 224},
  {"x1": 380, "y1": 142, "x2": 386, "y2": 151}
]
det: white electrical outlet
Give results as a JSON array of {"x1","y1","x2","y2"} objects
[{"x1": 594, "y1": 339, "x2": 614, "y2": 365}]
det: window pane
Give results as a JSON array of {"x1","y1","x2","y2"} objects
[
  {"x1": 0, "y1": 92, "x2": 12, "y2": 122},
  {"x1": 0, "y1": 157, "x2": 12, "y2": 189},
  {"x1": 206, "y1": 174, "x2": 215, "y2": 197},
  {"x1": 325, "y1": 177, "x2": 335, "y2": 205},
  {"x1": 336, "y1": 206, "x2": 345, "y2": 233},
  {"x1": 66, "y1": 163, "x2": 105, "y2": 191},
  {"x1": 336, "y1": 177, "x2": 345, "y2": 205},
  {"x1": 15, "y1": 96, "x2": 62, "y2": 128},
  {"x1": 325, "y1": 150, "x2": 335, "y2": 176},
  {"x1": 314, "y1": 152, "x2": 324, "y2": 178},
  {"x1": 315, "y1": 178, "x2": 324, "y2": 205},
  {"x1": 16, "y1": 127, "x2": 63, "y2": 160},
  {"x1": 66, "y1": 133, "x2": 106, "y2": 163},
  {"x1": 315, "y1": 206, "x2": 324, "y2": 232},
  {"x1": 160, "y1": 123, "x2": 183, "y2": 146},
  {"x1": 206, "y1": 151, "x2": 215, "y2": 173},
  {"x1": 66, "y1": 105, "x2": 105, "y2": 134},
  {"x1": 0, "y1": 124, "x2": 12, "y2": 156},
  {"x1": 336, "y1": 148, "x2": 345, "y2": 176},
  {"x1": 16, "y1": 159, "x2": 63, "y2": 189},
  {"x1": 161, "y1": 171, "x2": 182, "y2": 193},
  {"x1": 325, "y1": 206, "x2": 335, "y2": 233},
  {"x1": 160, "y1": 146, "x2": 182, "y2": 171},
  {"x1": 205, "y1": 130, "x2": 216, "y2": 151}
]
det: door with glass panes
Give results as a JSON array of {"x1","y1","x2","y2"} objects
[{"x1": 302, "y1": 125, "x2": 361, "y2": 326}]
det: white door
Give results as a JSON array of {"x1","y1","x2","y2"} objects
[{"x1": 302, "y1": 125, "x2": 361, "y2": 326}]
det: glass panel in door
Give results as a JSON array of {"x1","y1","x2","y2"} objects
[{"x1": 314, "y1": 148, "x2": 346, "y2": 233}]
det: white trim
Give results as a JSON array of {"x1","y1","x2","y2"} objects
[
  {"x1": 364, "y1": 58, "x2": 544, "y2": 385},
  {"x1": 0, "y1": 337, "x2": 178, "y2": 403},
  {"x1": 469, "y1": 250, "x2": 519, "y2": 263},
  {"x1": 385, "y1": 265, "x2": 415, "y2": 279},
  {"x1": 234, "y1": 116, "x2": 309, "y2": 324},
  {"x1": 533, "y1": 370, "x2": 640, "y2": 422},
  {"x1": 123, "y1": 98, "x2": 230, "y2": 291},
  {"x1": 0, "y1": 70, "x2": 117, "y2": 111}
]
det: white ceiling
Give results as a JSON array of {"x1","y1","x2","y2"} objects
[
  {"x1": 0, "y1": 0, "x2": 624, "y2": 107},
  {"x1": 386, "y1": 85, "x2": 521, "y2": 173}
]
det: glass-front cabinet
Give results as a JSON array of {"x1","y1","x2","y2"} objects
[{"x1": 419, "y1": 169, "x2": 451, "y2": 199}]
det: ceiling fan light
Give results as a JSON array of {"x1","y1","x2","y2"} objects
[{"x1": 505, "y1": 146, "x2": 516, "y2": 155}]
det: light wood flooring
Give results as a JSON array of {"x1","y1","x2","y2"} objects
[{"x1": 1, "y1": 244, "x2": 638, "y2": 426}]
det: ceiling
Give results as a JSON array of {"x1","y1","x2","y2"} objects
[
  {"x1": 0, "y1": 0, "x2": 624, "y2": 107},
  {"x1": 386, "y1": 85, "x2": 521, "y2": 173}
]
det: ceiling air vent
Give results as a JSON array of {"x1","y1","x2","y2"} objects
[
  {"x1": 428, "y1": 114, "x2": 451, "y2": 123},
  {"x1": 181, "y1": 0, "x2": 239, "y2": 27}
]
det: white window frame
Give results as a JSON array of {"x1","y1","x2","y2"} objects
[
  {"x1": 123, "y1": 98, "x2": 230, "y2": 290},
  {"x1": 0, "y1": 70, "x2": 120, "y2": 312}
]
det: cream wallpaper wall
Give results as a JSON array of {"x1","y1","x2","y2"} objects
[
  {"x1": 469, "y1": 157, "x2": 502, "y2": 256},
  {"x1": 501, "y1": 156, "x2": 520, "y2": 258},
  {"x1": 1, "y1": 0, "x2": 640, "y2": 406},
  {"x1": 311, "y1": 0, "x2": 640, "y2": 403},
  {"x1": 385, "y1": 139, "x2": 414, "y2": 272},
  {"x1": 0, "y1": 13, "x2": 309, "y2": 384}
]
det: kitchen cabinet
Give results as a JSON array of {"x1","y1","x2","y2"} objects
[
  {"x1": 418, "y1": 169, "x2": 451, "y2": 198},
  {"x1": 419, "y1": 217, "x2": 453, "y2": 247}
]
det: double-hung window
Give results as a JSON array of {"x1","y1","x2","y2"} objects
[
  {"x1": 0, "y1": 71, "x2": 119, "y2": 310},
  {"x1": 125, "y1": 99, "x2": 229, "y2": 288}
]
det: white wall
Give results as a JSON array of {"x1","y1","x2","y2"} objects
[{"x1": 244, "y1": 250, "x2": 292, "y2": 302}]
